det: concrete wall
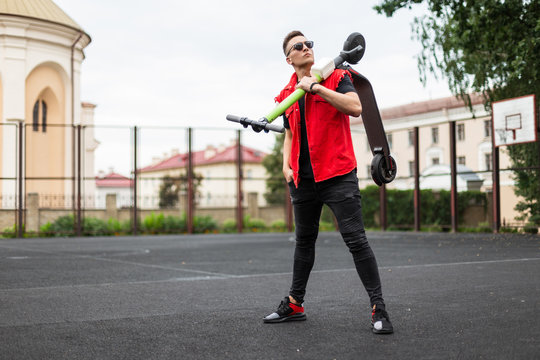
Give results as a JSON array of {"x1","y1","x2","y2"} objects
[{"x1": 1, "y1": 192, "x2": 285, "y2": 233}]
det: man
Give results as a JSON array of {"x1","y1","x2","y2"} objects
[{"x1": 262, "y1": 30, "x2": 393, "y2": 334}]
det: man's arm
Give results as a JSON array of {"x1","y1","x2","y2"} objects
[
  {"x1": 282, "y1": 129, "x2": 294, "y2": 182},
  {"x1": 296, "y1": 76, "x2": 362, "y2": 117}
]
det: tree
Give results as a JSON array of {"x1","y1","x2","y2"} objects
[
  {"x1": 374, "y1": 0, "x2": 540, "y2": 224},
  {"x1": 262, "y1": 133, "x2": 286, "y2": 204},
  {"x1": 158, "y1": 173, "x2": 203, "y2": 209}
]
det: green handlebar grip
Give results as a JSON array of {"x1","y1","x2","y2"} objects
[
  {"x1": 265, "y1": 88, "x2": 306, "y2": 122},
  {"x1": 264, "y1": 74, "x2": 322, "y2": 122}
]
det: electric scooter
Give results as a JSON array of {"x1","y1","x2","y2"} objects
[{"x1": 226, "y1": 33, "x2": 396, "y2": 185}]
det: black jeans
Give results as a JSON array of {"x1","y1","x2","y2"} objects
[{"x1": 288, "y1": 170, "x2": 384, "y2": 307}]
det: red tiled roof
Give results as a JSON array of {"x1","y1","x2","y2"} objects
[
  {"x1": 350, "y1": 93, "x2": 486, "y2": 125},
  {"x1": 139, "y1": 144, "x2": 267, "y2": 173},
  {"x1": 96, "y1": 172, "x2": 132, "y2": 188},
  {"x1": 379, "y1": 93, "x2": 485, "y2": 120}
]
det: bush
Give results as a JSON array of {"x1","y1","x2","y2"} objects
[
  {"x1": 163, "y1": 215, "x2": 186, "y2": 233},
  {"x1": 270, "y1": 220, "x2": 287, "y2": 232},
  {"x1": 142, "y1": 212, "x2": 165, "y2": 234},
  {"x1": 221, "y1": 219, "x2": 237, "y2": 233},
  {"x1": 39, "y1": 222, "x2": 55, "y2": 237},
  {"x1": 1, "y1": 225, "x2": 17, "y2": 238},
  {"x1": 360, "y1": 186, "x2": 488, "y2": 230},
  {"x1": 319, "y1": 221, "x2": 335, "y2": 231},
  {"x1": 83, "y1": 217, "x2": 112, "y2": 236},
  {"x1": 523, "y1": 224, "x2": 539, "y2": 234},
  {"x1": 243, "y1": 215, "x2": 268, "y2": 232},
  {"x1": 49, "y1": 215, "x2": 75, "y2": 236},
  {"x1": 193, "y1": 215, "x2": 218, "y2": 233}
]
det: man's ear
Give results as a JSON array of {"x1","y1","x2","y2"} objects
[{"x1": 286, "y1": 56, "x2": 292, "y2": 65}]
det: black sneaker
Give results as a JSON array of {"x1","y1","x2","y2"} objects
[
  {"x1": 371, "y1": 304, "x2": 393, "y2": 334},
  {"x1": 263, "y1": 296, "x2": 306, "y2": 323}
]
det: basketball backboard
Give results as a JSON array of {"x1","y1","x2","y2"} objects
[{"x1": 492, "y1": 94, "x2": 537, "y2": 147}]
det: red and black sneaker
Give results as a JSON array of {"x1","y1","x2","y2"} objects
[
  {"x1": 263, "y1": 296, "x2": 306, "y2": 323},
  {"x1": 371, "y1": 304, "x2": 393, "y2": 334}
]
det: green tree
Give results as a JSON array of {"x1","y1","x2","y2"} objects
[
  {"x1": 158, "y1": 173, "x2": 203, "y2": 209},
  {"x1": 374, "y1": 0, "x2": 540, "y2": 224},
  {"x1": 262, "y1": 133, "x2": 286, "y2": 204},
  {"x1": 159, "y1": 175, "x2": 178, "y2": 208}
]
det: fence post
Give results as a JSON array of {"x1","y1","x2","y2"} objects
[
  {"x1": 449, "y1": 121, "x2": 458, "y2": 232},
  {"x1": 133, "y1": 126, "x2": 138, "y2": 235},
  {"x1": 187, "y1": 128, "x2": 194, "y2": 234},
  {"x1": 7, "y1": 119, "x2": 25, "y2": 238},
  {"x1": 236, "y1": 130, "x2": 243, "y2": 233},
  {"x1": 414, "y1": 127, "x2": 421, "y2": 231},
  {"x1": 492, "y1": 145, "x2": 501, "y2": 233},
  {"x1": 76, "y1": 124, "x2": 82, "y2": 236}
]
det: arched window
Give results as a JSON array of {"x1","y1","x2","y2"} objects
[
  {"x1": 32, "y1": 99, "x2": 48, "y2": 132},
  {"x1": 41, "y1": 100, "x2": 47, "y2": 132},
  {"x1": 32, "y1": 100, "x2": 39, "y2": 131}
]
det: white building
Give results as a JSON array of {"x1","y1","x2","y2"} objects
[
  {"x1": 139, "y1": 143, "x2": 267, "y2": 209},
  {"x1": 351, "y1": 94, "x2": 522, "y2": 224},
  {"x1": 95, "y1": 170, "x2": 132, "y2": 208},
  {"x1": 0, "y1": 0, "x2": 97, "y2": 208}
]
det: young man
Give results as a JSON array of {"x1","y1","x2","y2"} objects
[{"x1": 262, "y1": 31, "x2": 393, "y2": 334}]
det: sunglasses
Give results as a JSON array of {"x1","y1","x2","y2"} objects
[{"x1": 286, "y1": 40, "x2": 314, "y2": 56}]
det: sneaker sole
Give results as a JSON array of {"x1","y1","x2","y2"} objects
[
  {"x1": 263, "y1": 313, "x2": 307, "y2": 323},
  {"x1": 372, "y1": 327, "x2": 393, "y2": 334}
]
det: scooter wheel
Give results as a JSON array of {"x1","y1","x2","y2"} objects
[{"x1": 371, "y1": 154, "x2": 397, "y2": 186}]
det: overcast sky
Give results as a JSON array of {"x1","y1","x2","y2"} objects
[{"x1": 53, "y1": 0, "x2": 452, "y2": 174}]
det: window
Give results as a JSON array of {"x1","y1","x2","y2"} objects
[
  {"x1": 41, "y1": 101, "x2": 47, "y2": 132},
  {"x1": 457, "y1": 123, "x2": 465, "y2": 141},
  {"x1": 408, "y1": 130, "x2": 414, "y2": 146},
  {"x1": 32, "y1": 100, "x2": 47, "y2": 132},
  {"x1": 431, "y1": 127, "x2": 439, "y2": 144},
  {"x1": 484, "y1": 120, "x2": 492, "y2": 138},
  {"x1": 366, "y1": 165, "x2": 371, "y2": 179},
  {"x1": 432, "y1": 157, "x2": 440, "y2": 165},
  {"x1": 365, "y1": 136, "x2": 370, "y2": 152},
  {"x1": 485, "y1": 153, "x2": 492, "y2": 171},
  {"x1": 458, "y1": 156, "x2": 466, "y2": 165},
  {"x1": 387, "y1": 133, "x2": 393, "y2": 150},
  {"x1": 408, "y1": 161, "x2": 415, "y2": 177},
  {"x1": 32, "y1": 101, "x2": 39, "y2": 131}
]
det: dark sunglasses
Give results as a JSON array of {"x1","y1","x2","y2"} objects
[{"x1": 286, "y1": 40, "x2": 314, "y2": 56}]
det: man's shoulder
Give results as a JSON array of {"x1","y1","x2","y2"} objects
[{"x1": 275, "y1": 72, "x2": 298, "y2": 102}]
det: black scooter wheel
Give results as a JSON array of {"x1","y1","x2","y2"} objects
[{"x1": 371, "y1": 154, "x2": 397, "y2": 186}]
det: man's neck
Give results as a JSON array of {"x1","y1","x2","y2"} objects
[{"x1": 294, "y1": 64, "x2": 312, "y2": 79}]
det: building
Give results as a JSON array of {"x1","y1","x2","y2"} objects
[
  {"x1": 139, "y1": 143, "x2": 267, "y2": 209},
  {"x1": 95, "y1": 170, "x2": 132, "y2": 208},
  {"x1": 351, "y1": 94, "x2": 521, "y2": 224},
  {"x1": 0, "y1": 0, "x2": 97, "y2": 208}
]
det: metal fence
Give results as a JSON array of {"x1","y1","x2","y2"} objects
[{"x1": 1, "y1": 120, "x2": 538, "y2": 237}]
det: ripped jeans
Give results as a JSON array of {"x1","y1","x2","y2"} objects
[{"x1": 288, "y1": 170, "x2": 384, "y2": 306}]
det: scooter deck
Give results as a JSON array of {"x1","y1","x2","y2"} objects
[{"x1": 344, "y1": 66, "x2": 391, "y2": 157}]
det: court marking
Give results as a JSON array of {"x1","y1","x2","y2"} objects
[{"x1": 1, "y1": 253, "x2": 539, "y2": 293}]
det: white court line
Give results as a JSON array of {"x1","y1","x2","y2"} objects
[
  {"x1": 0, "y1": 243, "x2": 233, "y2": 278},
  {"x1": 1, "y1": 257, "x2": 539, "y2": 293}
]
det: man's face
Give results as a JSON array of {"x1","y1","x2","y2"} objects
[{"x1": 285, "y1": 35, "x2": 314, "y2": 67}]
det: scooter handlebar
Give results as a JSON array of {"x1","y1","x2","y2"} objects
[{"x1": 226, "y1": 115, "x2": 285, "y2": 133}]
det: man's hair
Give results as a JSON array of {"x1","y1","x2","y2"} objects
[{"x1": 283, "y1": 30, "x2": 304, "y2": 55}]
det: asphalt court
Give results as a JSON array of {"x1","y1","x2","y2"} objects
[{"x1": 1, "y1": 231, "x2": 539, "y2": 359}]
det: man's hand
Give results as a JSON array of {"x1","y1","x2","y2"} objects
[
  {"x1": 296, "y1": 76, "x2": 319, "y2": 93},
  {"x1": 297, "y1": 75, "x2": 362, "y2": 117},
  {"x1": 283, "y1": 167, "x2": 294, "y2": 183}
]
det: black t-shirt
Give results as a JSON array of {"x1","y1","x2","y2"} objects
[{"x1": 283, "y1": 74, "x2": 356, "y2": 179}]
